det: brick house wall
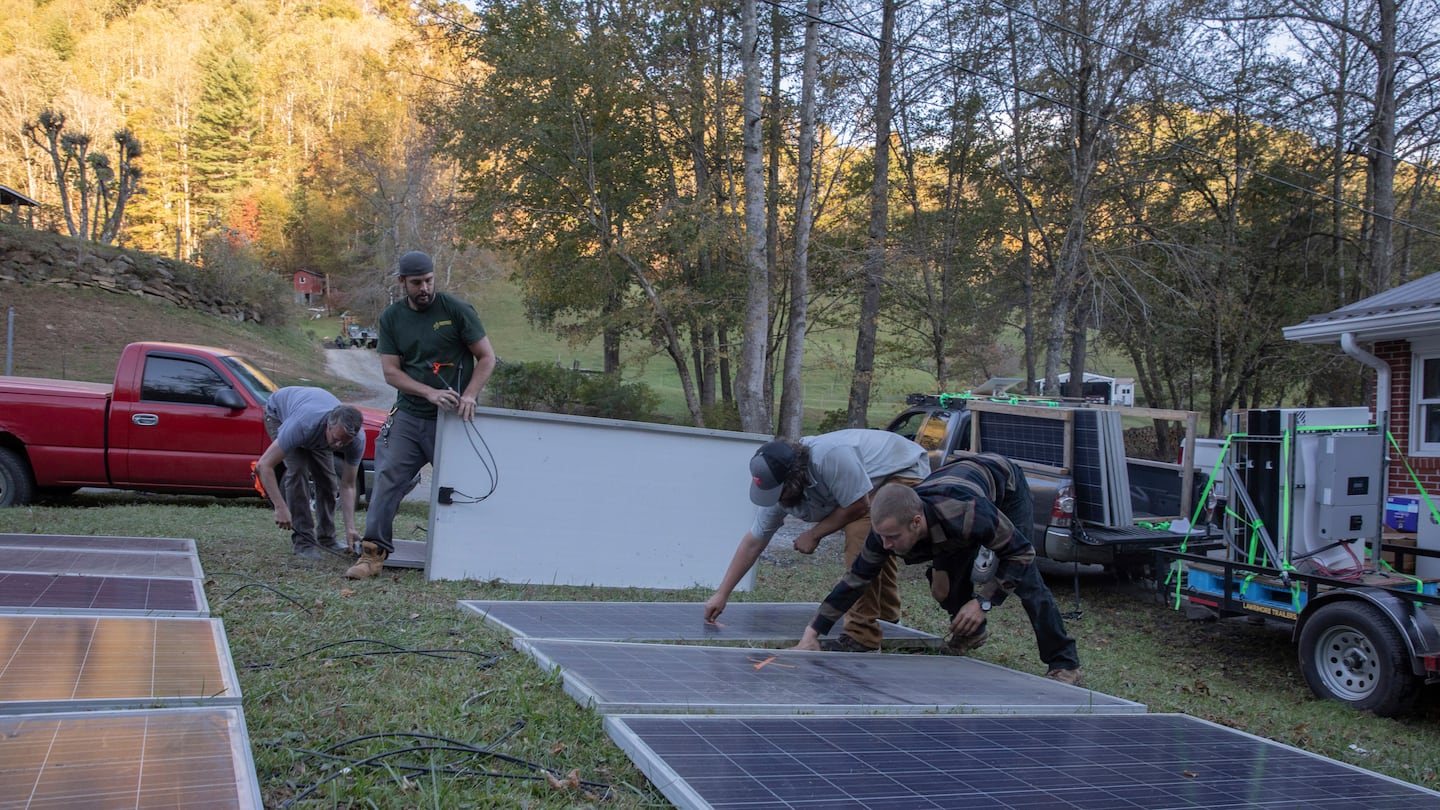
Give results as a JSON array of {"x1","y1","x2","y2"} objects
[{"x1": 1376, "y1": 339, "x2": 1440, "y2": 495}]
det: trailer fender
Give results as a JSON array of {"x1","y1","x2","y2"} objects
[{"x1": 1294, "y1": 588, "x2": 1440, "y2": 678}]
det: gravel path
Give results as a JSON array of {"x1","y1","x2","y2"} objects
[{"x1": 324, "y1": 347, "x2": 394, "y2": 410}]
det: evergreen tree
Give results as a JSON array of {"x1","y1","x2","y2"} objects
[{"x1": 190, "y1": 46, "x2": 259, "y2": 225}]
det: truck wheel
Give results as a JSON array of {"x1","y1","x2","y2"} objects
[
  {"x1": 1298, "y1": 601, "x2": 1420, "y2": 717},
  {"x1": 0, "y1": 447, "x2": 36, "y2": 508}
]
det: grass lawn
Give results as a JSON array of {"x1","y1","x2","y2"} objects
[{"x1": 0, "y1": 494, "x2": 1437, "y2": 808}]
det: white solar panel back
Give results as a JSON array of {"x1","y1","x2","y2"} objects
[{"x1": 428, "y1": 407, "x2": 769, "y2": 589}]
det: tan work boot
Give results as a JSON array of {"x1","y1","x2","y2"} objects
[
  {"x1": 344, "y1": 541, "x2": 388, "y2": 580},
  {"x1": 1045, "y1": 668, "x2": 1084, "y2": 686}
]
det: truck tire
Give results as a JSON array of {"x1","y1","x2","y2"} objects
[
  {"x1": 1298, "y1": 601, "x2": 1420, "y2": 717},
  {"x1": 0, "y1": 447, "x2": 36, "y2": 508}
]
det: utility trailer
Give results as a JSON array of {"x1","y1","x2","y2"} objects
[
  {"x1": 890, "y1": 392, "x2": 1216, "y2": 570},
  {"x1": 1156, "y1": 407, "x2": 1440, "y2": 716}
]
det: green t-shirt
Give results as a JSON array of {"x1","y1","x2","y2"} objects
[{"x1": 376, "y1": 291, "x2": 487, "y2": 419}]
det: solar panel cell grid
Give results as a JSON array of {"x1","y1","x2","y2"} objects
[
  {"x1": 606, "y1": 714, "x2": 1440, "y2": 810},
  {"x1": 0, "y1": 547, "x2": 203, "y2": 578},
  {"x1": 0, "y1": 615, "x2": 239, "y2": 712},
  {"x1": 0, "y1": 533, "x2": 197, "y2": 553},
  {"x1": 458, "y1": 601, "x2": 938, "y2": 647},
  {"x1": 0, "y1": 708, "x2": 261, "y2": 809},
  {"x1": 1071, "y1": 410, "x2": 1108, "y2": 524},
  {"x1": 0, "y1": 572, "x2": 204, "y2": 615},
  {"x1": 519, "y1": 639, "x2": 1144, "y2": 715},
  {"x1": 975, "y1": 412, "x2": 1066, "y2": 468}
]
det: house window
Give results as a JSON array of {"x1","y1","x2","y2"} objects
[{"x1": 1415, "y1": 352, "x2": 1440, "y2": 454}]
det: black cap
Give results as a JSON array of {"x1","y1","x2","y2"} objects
[
  {"x1": 394, "y1": 250, "x2": 434, "y2": 277},
  {"x1": 749, "y1": 440, "x2": 797, "y2": 506}
]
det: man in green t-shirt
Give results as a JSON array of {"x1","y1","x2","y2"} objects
[{"x1": 346, "y1": 250, "x2": 496, "y2": 579}]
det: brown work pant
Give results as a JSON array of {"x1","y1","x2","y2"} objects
[{"x1": 839, "y1": 474, "x2": 922, "y2": 648}]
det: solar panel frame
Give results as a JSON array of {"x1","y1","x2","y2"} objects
[
  {"x1": 604, "y1": 713, "x2": 1440, "y2": 810},
  {"x1": 0, "y1": 706, "x2": 263, "y2": 809},
  {"x1": 0, "y1": 547, "x2": 204, "y2": 578},
  {"x1": 0, "y1": 572, "x2": 209, "y2": 617},
  {"x1": 517, "y1": 638, "x2": 1145, "y2": 716},
  {"x1": 457, "y1": 600, "x2": 939, "y2": 648},
  {"x1": 0, "y1": 532, "x2": 198, "y2": 554},
  {"x1": 0, "y1": 614, "x2": 241, "y2": 713}
]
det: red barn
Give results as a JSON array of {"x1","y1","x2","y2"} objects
[{"x1": 292, "y1": 269, "x2": 326, "y2": 305}]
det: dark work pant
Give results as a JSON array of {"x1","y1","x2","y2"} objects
[
  {"x1": 932, "y1": 467, "x2": 1081, "y2": 671},
  {"x1": 265, "y1": 414, "x2": 339, "y2": 549},
  {"x1": 363, "y1": 410, "x2": 435, "y2": 554}
]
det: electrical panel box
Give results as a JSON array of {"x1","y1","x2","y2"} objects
[
  {"x1": 1418, "y1": 506, "x2": 1440, "y2": 580},
  {"x1": 1314, "y1": 434, "x2": 1383, "y2": 507},
  {"x1": 1296, "y1": 429, "x2": 1382, "y2": 541}
]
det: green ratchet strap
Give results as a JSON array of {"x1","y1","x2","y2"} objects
[
  {"x1": 1386, "y1": 431, "x2": 1440, "y2": 529},
  {"x1": 935, "y1": 391, "x2": 1064, "y2": 408},
  {"x1": 1378, "y1": 557, "x2": 1425, "y2": 594},
  {"x1": 1180, "y1": 435, "x2": 1233, "y2": 555},
  {"x1": 1278, "y1": 428, "x2": 1292, "y2": 568}
]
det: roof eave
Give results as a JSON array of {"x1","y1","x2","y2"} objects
[{"x1": 1283, "y1": 307, "x2": 1440, "y2": 344}]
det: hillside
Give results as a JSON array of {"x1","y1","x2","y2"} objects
[
  {"x1": 0, "y1": 279, "x2": 347, "y2": 393},
  {"x1": 0, "y1": 225, "x2": 1023, "y2": 430}
]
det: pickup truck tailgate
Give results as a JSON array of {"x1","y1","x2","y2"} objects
[
  {"x1": 0, "y1": 377, "x2": 112, "y2": 484},
  {"x1": 1075, "y1": 524, "x2": 1213, "y2": 546}
]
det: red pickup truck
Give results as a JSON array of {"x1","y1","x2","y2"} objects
[{"x1": 0, "y1": 341, "x2": 390, "y2": 507}]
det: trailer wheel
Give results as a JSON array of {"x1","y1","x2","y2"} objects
[
  {"x1": 1298, "y1": 601, "x2": 1419, "y2": 717},
  {"x1": 0, "y1": 447, "x2": 36, "y2": 508}
]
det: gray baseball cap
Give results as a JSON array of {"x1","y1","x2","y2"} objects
[
  {"x1": 394, "y1": 250, "x2": 434, "y2": 277},
  {"x1": 749, "y1": 440, "x2": 797, "y2": 506}
]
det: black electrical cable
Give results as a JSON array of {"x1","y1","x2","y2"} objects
[
  {"x1": 460, "y1": 689, "x2": 496, "y2": 710},
  {"x1": 275, "y1": 727, "x2": 612, "y2": 807},
  {"x1": 211, "y1": 572, "x2": 312, "y2": 614},
  {"x1": 243, "y1": 638, "x2": 502, "y2": 670},
  {"x1": 428, "y1": 364, "x2": 500, "y2": 503}
]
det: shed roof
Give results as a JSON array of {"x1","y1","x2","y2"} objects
[{"x1": 0, "y1": 184, "x2": 39, "y2": 208}]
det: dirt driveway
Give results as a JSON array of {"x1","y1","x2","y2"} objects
[{"x1": 325, "y1": 347, "x2": 393, "y2": 409}]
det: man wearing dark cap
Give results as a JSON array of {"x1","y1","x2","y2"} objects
[
  {"x1": 345, "y1": 249, "x2": 496, "y2": 579},
  {"x1": 703, "y1": 429, "x2": 929, "y2": 651}
]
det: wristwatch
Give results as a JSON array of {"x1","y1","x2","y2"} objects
[{"x1": 975, "y1": 596, "x2": 992, "y2": 612}]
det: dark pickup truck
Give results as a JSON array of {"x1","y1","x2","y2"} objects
[{"x1": 884, "y1": 393, "x2": 1211, "y2": 570}]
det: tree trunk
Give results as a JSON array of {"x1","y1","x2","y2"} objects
[
  {"x1": 777, "y1": 0, "x2": 821, "y2": 440},
  {"x1": 846, "y1": 0, "x2": 896, "y2": 428},
  {"x1": 1368, "y1": 0, "x2": 1399, "y2": 294},
  {"x1": 736, "y1": 0, "x2": 771, "y2": 433}
]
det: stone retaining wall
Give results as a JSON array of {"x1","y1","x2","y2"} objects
[{"x1": 0, "y1": 229, "x2": 263, "y2": 323}]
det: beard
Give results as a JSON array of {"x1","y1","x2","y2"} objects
[{"x1": 408, "y1": 291, "x2": 434, "y2": 311}]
